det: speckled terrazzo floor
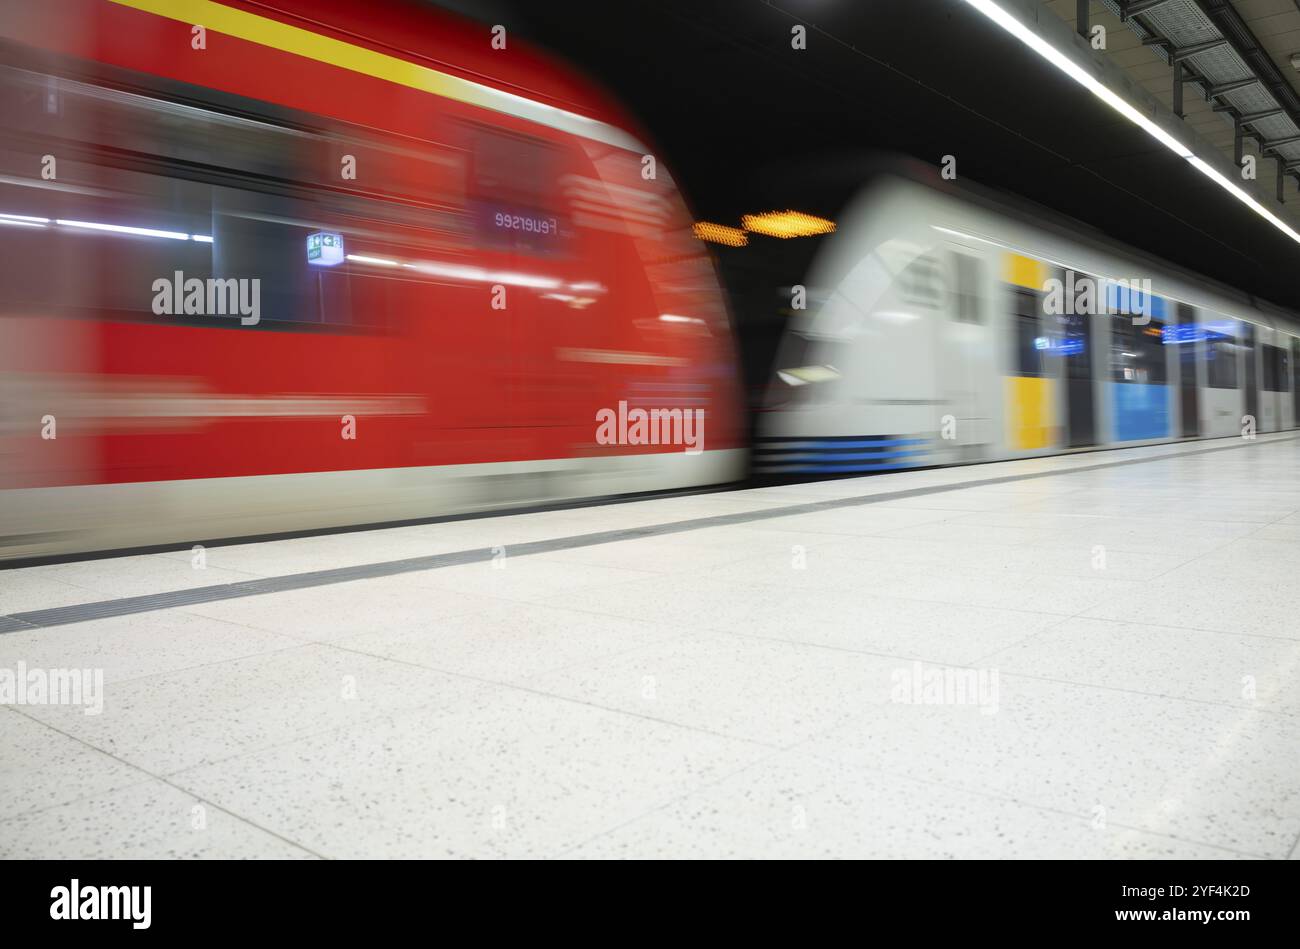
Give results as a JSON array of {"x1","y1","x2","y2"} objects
[{"x1": 3, "y1": 434, "x2": 1299, "y2": 858}]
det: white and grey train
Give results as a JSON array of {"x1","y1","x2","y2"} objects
[{"x1": 757, "y1": 174, "x2": 1299, "y2": 474}]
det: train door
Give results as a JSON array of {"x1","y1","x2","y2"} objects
[
  {"x1": 468, "y1": 125, "x2": 578, "y2": 434},
  {"x1": 1058, "y1": 269, "x2": 1095, "y2": 447},
  {"x1": 1259, "y1": 337, "x2": 1287, "y2": 433},
  {"x1": 941, "y1": 249, "x2": 993, "y2": 458},
  {"x1": 1200, "y1": 313, "x2": 1241, "y2": 437},
  {"x1": 1176, "y1": 302, "x2": 1199, "y2": 437},
  {"x1": 1243, "y1": 322, "x2": 1258, "y2": 429},
  {"x1": 852, "y1": 240, "x2": 942, "y2": 442},
  {"x1": 1106, "y1": 287, "x2": 1171, "y2": 442},
  {"x1": 1293, "y1": 339, "x2": 1300, "y2": 428},
  {"x1": 1002, "y1": 253, "x2": 1055, "y2": 452},
  {"x1": 1279, "y1": 342, "x2": 1294, "y2": 430}
]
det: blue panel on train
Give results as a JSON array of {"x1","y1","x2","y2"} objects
[{"x1": 1110, "y1": 382, "x2": 1170, "y2": 441}]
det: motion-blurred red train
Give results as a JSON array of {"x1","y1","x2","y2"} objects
[{"x1": 0, "y1": 0, "x2": 746, "y2": 562}]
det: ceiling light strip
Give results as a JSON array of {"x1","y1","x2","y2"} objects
[{"x1": 961, "y1": 0, "x2": 1300, "y2": 246}]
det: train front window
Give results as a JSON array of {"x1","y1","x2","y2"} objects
[{"x1": 897, "y1": 255, "x2": 943, "y2": 309}]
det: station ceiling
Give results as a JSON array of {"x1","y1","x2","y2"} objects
[{"x1": 1056, "y1": 1, "x2": 1300, "y2": 250}]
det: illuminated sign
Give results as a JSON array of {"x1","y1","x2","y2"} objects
[
  {"x1": 474, "y1": 202, "x2": 565, "y2": 254},
  {"x1": 1161, "y1": 323, "x2": 1232, "y2": 345},
  {"x1": 307, "y1": 231, "x2": 344, "y2": 266},
  {"x1": 492, "y1": 210, "x2": 558, "y2": 236},
  {"x1": 742, "y1": 210, "x2": 836, "y2": 239},
  {"x1": 1033, "y1": 335, "x2": 1084, "y2": 356},
  {"x1": 693, "y1": 221, "x2": 748, "y2": 247}
]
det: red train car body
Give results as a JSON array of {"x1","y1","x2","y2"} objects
[{"x1": 0, "y1": 0, "x2": 746, "y2": 561}]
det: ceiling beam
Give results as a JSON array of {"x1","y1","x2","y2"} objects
[
  {"x1": 1170, "y1": 39, "x2": 1231, "y2": 62},
  {"x1": 1122, "y1": 0, "x2": 1177, "y2": 20},
  {"x1": 1213, "y1": 106, "x2": 1284, "y2": 124}
]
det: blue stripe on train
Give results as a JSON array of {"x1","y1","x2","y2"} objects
[
  {"x1": 755, "y1": 438, "x2": 929, "y2": 450},
  {"x1": 755, "y1": 435, "x2": 931, "y2": 473},
  {"x1": 760, "y1": 461, "x2": 920, "y2": 474},
  {"x1": 761, "y1": 449, "x2": 929, "y2": 463}
]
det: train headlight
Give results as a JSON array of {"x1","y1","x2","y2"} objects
[{"x1": 776, "y1": 365, "x2": 840, "y2": 386}]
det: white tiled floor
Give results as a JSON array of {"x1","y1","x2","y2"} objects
[{"x1": 3, "y1": 433, "x2": 1299, "y2": 859}]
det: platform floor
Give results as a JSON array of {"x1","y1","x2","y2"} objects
[{"x1": 3, "y1": 433, "x2": 1299, "y2": 859}]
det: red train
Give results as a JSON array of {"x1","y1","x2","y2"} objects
[{"x1": 0, "y1": 0, "x2": 746, "y2": 562}]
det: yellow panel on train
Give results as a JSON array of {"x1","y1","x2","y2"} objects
[
  {"x1": 1005, "y1": 376, "x2": 1055, "y2": 450},
  {"x1": 1002, "y1": 252, "x2": 1049, "y2": 292}
]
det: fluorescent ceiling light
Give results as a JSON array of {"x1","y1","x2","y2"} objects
[
  {"x1": 692, "y1": 221, "x2": 748, "y2": 247},
  {"x1": 0, "y1": 213, "x2": 49, "y2": 225},
  {"x1": 493, "y1": 271, "x2": 561, "y2": 289},
  {"x1": 960, "y1": 0, "x2": 1300, "y2": 247},
  {"x1": 401, "y1": 259, "x2": 561, "y2": 288},
  {"x1": 961, "y1": 0, "x2": 1190, "y2": 158},
  {"x1": 2, "y1": 212, "x2": 219, "y2": 240},
  {"x1": 346, "y1": 254, "x2": 399, "y2": 267},
  {"x1": 1186, "y1": 156, "x2": 1300, "y2": 242},
  {"x1": 402, "y1": 260, "x2": 483, "y2": 280},
  {"x1": 56, "y1": 219, "x2": 190, "y2": 240}
]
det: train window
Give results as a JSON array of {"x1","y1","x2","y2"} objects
[
  {"x1": 1012, "y1": 287, "x2": 1045, "y2": 376},
  {"x1": 468, "y1": 125, "x2": 569, "y2": 255},
  {"x1": 899, "y1": 255, "x2": 943, "y2": 309},
  {"x1": 1203, "y1": 320, "x2": 1239, "y2": 389},
  {"x1": 1263, "y1": 344, "x2": 1289, "y2": 392},
  {"x1": 1051, "y1": 270, "x2": 1091, "y2": 377},
  {"x1": 0, "y1": 152, "x2": 215, "y2": 320},
  {"x1": 0, "y1": 56, "x2": 473, "y2": 331},
  {"x1": 470, "y1": 125, "x2": 558, "y2": 204},
  {"x1": 1293, "y1": 340, "x2": 1300, "y2": 419},
  {"x1": 320, "y1": 133, "x2": 464, "y2": 211},
  {"x1": 1110, "y1": 314, "x2": 1167, "y2": 384},
  {"x1": 951, "y1": 253, "x2": 982, "y2": 323},
  {"x1": 1058, "y1": 314, "x2": 1091, "y2": 378},
  {"x1": 1, "y1": 59, "x2": 465, "y2": 213}
]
